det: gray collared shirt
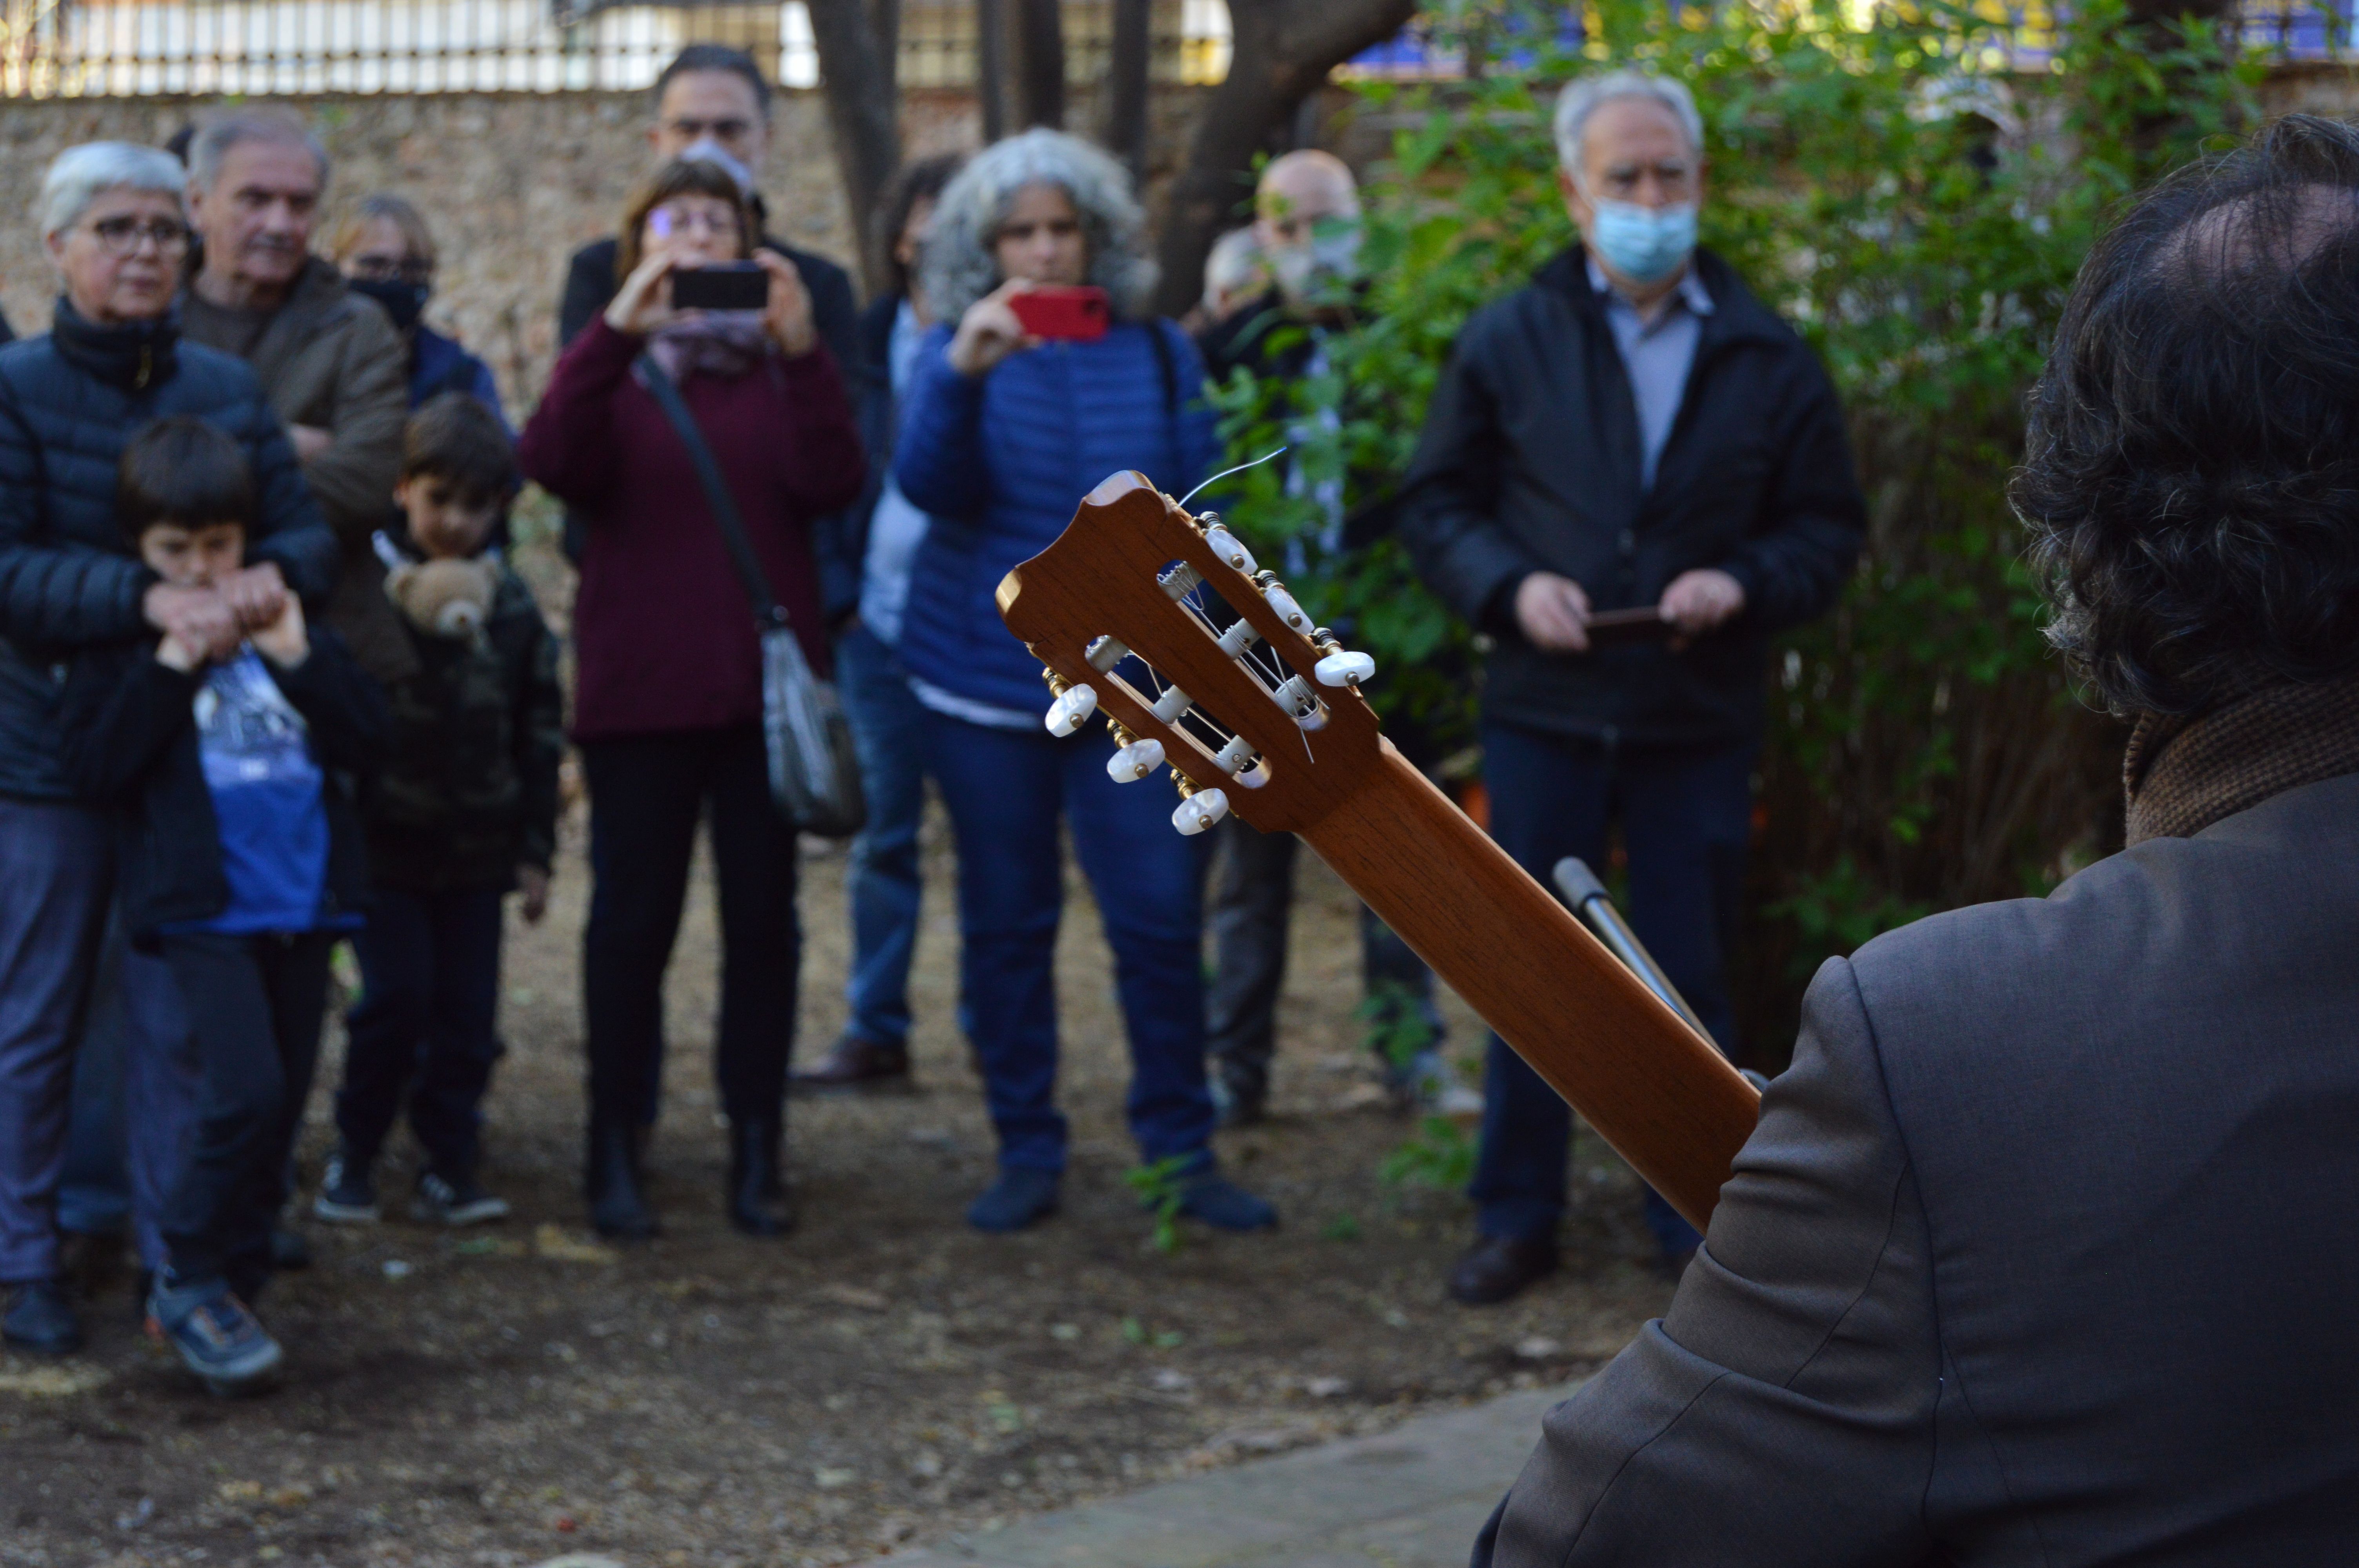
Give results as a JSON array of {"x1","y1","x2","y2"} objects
[{"x1": 1588, "y1": 256, "x2": 1714, "y2": 492}]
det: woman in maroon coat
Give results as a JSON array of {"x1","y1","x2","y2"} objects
[{"x1": 518, "y1": 157, "x2": 864, "y2": 1242}]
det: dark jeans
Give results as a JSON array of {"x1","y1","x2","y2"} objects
[
  {"x1": 1470, "y1": 723, "x2": 1753, "y2": 1259},
  {"x1": 1205, "y1": 816, "x2": 1445, "y2": 1103},
  {"x1": 836, "y1": 624, "x2": 927, "y2": 1048},
  {"x1": 0, "y1": 800, "x2": 112, "y2": 1284},
  {"x1": 158, "y1": 930, "x2": 335, "y2": 1285},
  {"x1": 336, "y1": 886, "x2": 505, "y2": 1177},
  {"x1": 920, "y1": 709, "x2": 1217, "y2": 1174},
  {"x1": 581, "y1": 724, "x2": 800, "y2": 1132},
  {"x1": 58, "y1": 913, "x2": 197, "y2": 1272}
]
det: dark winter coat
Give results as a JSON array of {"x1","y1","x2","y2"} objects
[
  {"x1": 1398, "y1": 246, "x2": 1866, "y2": 749},
  {"x1": 516, "y1": 316, "x2": 865, "y2": 741},
  {"x1": 363, "y1": 566, "x2": 562, "y2": 893},
  {"x1": 892, "y1": 320, "x2": 1218, "y2": 715},
  {"x1": 0, "y1": 301, "x2": 338, "y2": 803},
  {"x1": 56, "y1": 628, "x2": 388, "y2": 944}
]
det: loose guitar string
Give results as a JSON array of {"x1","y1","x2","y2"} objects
[{"x1": 1177, "y1": 445, "x2": 1288, "y2": 510}]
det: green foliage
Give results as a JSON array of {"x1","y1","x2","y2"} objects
[
  {"x1": 1213, "y1": 0, "x2": 2259, "y2": 1054},
  {"x1": 1125, "y1": 1155, "x2": 1194, "y2": 1253},
  {"x1": 1380, "y1": 1115, "x2": 1479, "y2": 1190},
  {"x1": 1358, "y1": 975, "x2": 1439, "y2": 1073},
  {"x1": 1320, "y1": 1212, "x2": 1366, "y2": 1241}
]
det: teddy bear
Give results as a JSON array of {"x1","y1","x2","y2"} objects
[{"x1": 383, "y1": 555, "x2": 499, "y2": 642}]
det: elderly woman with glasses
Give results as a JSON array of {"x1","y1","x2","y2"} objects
[
  {"x1": 0, "y1": 141, "x2": 335, "y2": 1358},
  {"x1": 890, "y1": 128, "x2": 1273, "y2": 1238},
  {"x1": 517, "y1": 155, "x2": 864, "y2": 1245},
  {"x1": 331, "y1": 193, "x2": 505, "y2": 421}
]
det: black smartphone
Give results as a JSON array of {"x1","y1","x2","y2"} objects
[{"x1": 671, "y1": 263, "x2": 768, "y2": 311}]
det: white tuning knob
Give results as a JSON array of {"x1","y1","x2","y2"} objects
[
  {"x1": 1203, "y1": 524, "x2": 1256, "y2": 576},
  {"x1": 1262, "y1": 586, "x2": 1309, "y2": 633},
  {"x1": 1316, "y1": 650, "x2": 1376, "y2": 688},
  {"x1": 1172, "y1": 788, "x2": 1230, "y2": 835},
  {"x1": 1043, "y1": 683, "x2": 1098, "y2": 736},
  {"x1": 1108, "y1": 738, "x2": 1166, "y2": 782}
]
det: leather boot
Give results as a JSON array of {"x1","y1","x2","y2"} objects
[
  {"x1": 587, "y1": 1121, "x2": 657, "y2": 1241},
  {"x1": 727, "y1": 1121, "x2": 796, "y2": 1237}
]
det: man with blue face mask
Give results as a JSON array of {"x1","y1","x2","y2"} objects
[{"x1": 1399, "y1": 71, "x2": 1865, "y2": 1304}]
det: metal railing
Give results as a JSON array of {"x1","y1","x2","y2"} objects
[{"x1": 0, "y1": 0, "x2": 1234, "y2": 97}]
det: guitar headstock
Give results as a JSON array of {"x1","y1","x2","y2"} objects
[{"x1": 997, "y1": 470, "x2": 1384, "y2": 836}]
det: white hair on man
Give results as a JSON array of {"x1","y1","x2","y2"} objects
[
  {"x1": 1552, "y1": 71, "x2": 1705, "y2": 176},
  {"x1": 1202, "y1": 227, "x2": 1267, "y2": 310},
  {"x1": 36, "y1": 141, "x2": 188, "y2": 240},
  {"x1": 188, "y1": 108, "x2": 331, "y2": 193}
]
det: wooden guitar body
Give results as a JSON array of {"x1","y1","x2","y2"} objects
[{"x1": 995, "y1": 471, "x2": 1762, "y2": 1229}]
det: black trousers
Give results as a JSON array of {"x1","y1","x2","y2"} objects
[
  {"x1": 336, "y1": 886, "x2": 505, "y2": 1178},
  {"x1": 158, "y1": 930, "x2": 335, "y2": 1285},
  {"x1": 580, "y1": 724, "x2": 800, "y2": 1133},
  {"x1": 1204, "y1": 816, "x2": 1445, "y2": 1101}
]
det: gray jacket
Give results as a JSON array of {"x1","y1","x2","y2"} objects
[{"x1": 1478, "y1": 769, "x2": 2359, "y2": 1565}]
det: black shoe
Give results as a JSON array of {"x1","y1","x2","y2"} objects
[
  {"x1": 2, "y1": 1279, "x2": 83, "y2": 1356},
  {"x1": 726, "y1": 1121, "x2": 795, "y2": 1237},
  {"x1": 1447, "y1": 1235, "x2": 1559, "y2": 1306},
  {"x1": 412, "y1": 1170, "x2": 511, "y2": 1227},
  {"x1": 312, "y1": 1147, "x2": 380, "y2": 1224},
  {"x1": 967, "y1": 1167, "x2": 1061, "y2": 1232},
  {"x1": 1174, "y1": 1171, "x2": 1278, "y2": 1231},
  {"x1": 586, "y1": 1121, "x2": 657, "y2": 1241},
  {"x1": 790, "y1": 1034, "x2": 912, "y2": 1094},
  {"x1": 1209, "y1": 1073, "x2": 1266, "y2": 1130}
]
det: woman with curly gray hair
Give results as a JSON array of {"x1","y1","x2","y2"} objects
[{"x1": 891, "y1": 129, "x2": 1270, "y2": 1238}]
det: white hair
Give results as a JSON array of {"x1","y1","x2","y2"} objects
[
  {"x1": 921, "y1": 127, "x2": 1158, "y2": 322},
  {"x1": 37, "y1": 141, "x2": 187, "y2": 239},
  {"x1": 1552, "y1": 71, "x2": 1704, "y2": 176},
  {"x1": 189, "y1": 109, "x2": 330, "y2": 194},
  {"x1": 1202, "y1": 227, "x2": 1265, "y2": 305}
]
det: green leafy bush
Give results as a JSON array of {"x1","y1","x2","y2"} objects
[{"x1": 1211, "y1": 0, "x2": 2257, "y2": 1061}]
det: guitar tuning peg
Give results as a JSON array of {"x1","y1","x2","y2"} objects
[
  {"x1": 1261, "y1": 583, "x2": 1309, "y2": 633},
  {"x1": 1085, "y1": 636, "x2": 1131, "y2": 673},
  {"x1": 1108, "y1": 737, "x2": 1167, "y2": 782},
  {"x1": 1043, "y1": 683, "x2": 1098, "y2": 736},
  {"x1": 1042, "y1": 666, "x2": 1070, "y2": 694},
  {"x1": 1172, "y1": 784, "x2": 1230, "y2": 836},
  {"x1": 1202, "y1": 523, "x2": 1257, "y2": 577},
  {"x1": 1316, "y1": 650, "x2": 1376, "y2": 688}
]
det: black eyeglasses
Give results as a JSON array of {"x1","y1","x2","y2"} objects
[
  {"x1": 88, "y1": 216, "x2": 189, "y2": 257},
  {"x1": 346, "y1": 256, "x2": 435, "y2": 285}
]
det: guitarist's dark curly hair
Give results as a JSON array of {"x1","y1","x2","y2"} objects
[{"x1": 2014, "y1": 113, "x2": 2359, "y2": 716}]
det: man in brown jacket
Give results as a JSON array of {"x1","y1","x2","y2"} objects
[
  {"x1": 1473, "y1": 113, "x2": 2359, "y2": 1567},
  {"x1": 182, "y1": 109, "x2": 412, "y2": 684}
]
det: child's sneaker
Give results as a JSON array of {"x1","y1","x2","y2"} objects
[
  {"x1": 311, "y1": 1147, "x2": 379, "y2": 1224},
  {"x1": 146, "y1": 1273, "x2": 282, "y2": 1396},
  {"x1": 411, "y1": 1170, "x2": 510, "y2": 1227}
]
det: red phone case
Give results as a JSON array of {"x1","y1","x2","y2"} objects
[{"x1": 1010, "y1": 287, "x2": 1111, "y2": 342}]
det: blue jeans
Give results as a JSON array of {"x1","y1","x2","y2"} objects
[
  {"x1": 58, "y1": 913, "x2": 198, "y2": 1272},
  {"x1": 0, "y1": 800, "x2": 112, "y2": 1284},
  {"x1": 836, "y1": 624, "x2": 928, "y2": 1048},
  {"x1": 337, "y1": 886, "x2": 505, "y2": 1177},
  {"x1": 1469, "y1": 724, "x2": 1754, "y2": 1260},
  {"x1": 920, "y1": 710, "x2": 1216, "y2": 1174}
]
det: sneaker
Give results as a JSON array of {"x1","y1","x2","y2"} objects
[
  {"x1": 411, "y1": 1170, "x2": 510, "y2": 1227},
  {"x1": 312, "y1": 1149, "x2": 380, "y2": 1224},
  {"x1": 2, "y1": 1278, "x2": 83, "y2": 1356},
  {"x1": 1397, "y1": 1048, "x2": 1483, "y2": 1120},
  {"x1": 1175, "y1": 1171, "x2": 1278, "y2": 1232},
  {"x1": 146, "y1": 1274, "x2": 282, "y2": 1395},
  {"x1": 967, "y1": 1167, "x2": 1061, "y2": 1233},
  {"x1": 1209, "y1": 1073, "x2": 1266, "y2": 1130}
]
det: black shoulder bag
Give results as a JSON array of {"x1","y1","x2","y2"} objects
[{"x1": 637, "y1": 354, "x2": 866, "y2": 837}]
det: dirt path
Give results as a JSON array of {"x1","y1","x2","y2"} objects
[{"x1": 2, "y1": 805, "x2": 1670, "y2": 1568}]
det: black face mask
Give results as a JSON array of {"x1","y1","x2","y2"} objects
[{"x1": 347, "y1": 275, "x2": 429, "y2": 333}]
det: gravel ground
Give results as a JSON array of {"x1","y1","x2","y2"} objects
[{"x1": 2, "y1": 799, "x2": 1673, "y2": 1568}]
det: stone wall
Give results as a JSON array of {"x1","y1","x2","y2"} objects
[{"x1": 0, "y1": 83, "x2": 1212, "y2": 410}]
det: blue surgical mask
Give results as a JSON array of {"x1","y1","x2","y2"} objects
[
  {"x1": 1588, "y1": 200, "x2": 1697, "y2": 285},
  {"x1": 679, "y1": 137, "x2": 756, "y2": 197}
]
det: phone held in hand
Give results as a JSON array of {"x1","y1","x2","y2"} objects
[
  {"x1": 672, "y1": 263, "x2": 769, "y2": 312},
  {"x1": 1583, "y1": 608, "x2": 1677, "y2": 649},
  {"x1": 1009, "y1": 286, "x2": 1112, "y2": 342}
]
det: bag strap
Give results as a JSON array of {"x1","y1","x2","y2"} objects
[
  {"x1": 1144, "y1": 317, "x2": 1182, "y2": 475},
  {"x1": 636, "y1": 352, "x2": 787, "y2": 630}
]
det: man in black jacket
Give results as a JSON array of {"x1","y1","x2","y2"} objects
[{"x1": 1399, "y1": 71, "x2": 1863, "y2": 1303}]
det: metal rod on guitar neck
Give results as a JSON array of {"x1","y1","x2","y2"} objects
[{"x1": 1552, "y1": 858, "x2": 1714, "y2": 1043}]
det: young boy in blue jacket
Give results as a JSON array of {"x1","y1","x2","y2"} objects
[{"x1": 59, "y1": 417, "x2": 387, "y2": 1393}]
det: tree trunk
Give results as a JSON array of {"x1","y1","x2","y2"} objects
[
  {"x1": 869, "y1": 0, "x2": 899, "y2": 77},
  {"x1": 807, "y1": 0, "x2": 904, "y2": 297},
  {"x1": 1105, "y1": 0, "x2": 1153, "y2": 180},
  {"x1": 1013, "y1": 0, "x2": 1067, "y2": 128},
  {"x1": 977, "y1": 0, "x2": 1011, "y2": 142},
  {"x1": 1152, "y1": 0, "x2": 1417, "y2": 318}
]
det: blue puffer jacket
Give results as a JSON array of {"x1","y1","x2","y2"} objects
[
  {"x1": 0, "y1": 300, "x2": 338, "y2": 802},
  {"x1": 893, "y1": 320, "x2": 1217, "y2": 713}
]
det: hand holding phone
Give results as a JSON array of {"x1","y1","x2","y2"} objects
[{"x1": 671, "y1": 263, "x2": 770, "y2": 312}]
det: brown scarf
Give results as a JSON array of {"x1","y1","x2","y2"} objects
[{"x1": 2123, "y1": 671, "x2": 2359, "y2": 845}]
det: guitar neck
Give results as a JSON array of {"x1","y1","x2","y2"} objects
[{"x1": 1298, "y1": 740, "x2": 1760, "y2": 1230}]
